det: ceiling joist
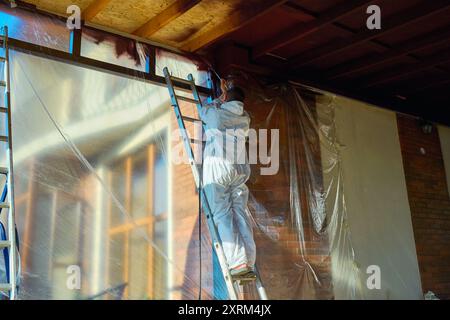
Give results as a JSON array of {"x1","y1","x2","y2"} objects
[
  {"x1": 361, "y1": 50, "x2": 450, "y2": 88},
  {"x1": 326, "y1": 25, "x2": 450, "y2": 80},
  {"x1": 289, "y1": 0, "x2": 450, "y2": 69},
  {"x1": 181, "y1": 0, "x2": 287, "y2": 52},
  {"x1": 133, "y1": 0, "x2": 201, "y2": 38},
  {"x1": 252, "y1": 0, "x2": 373, "y2": 59},
  {"x1": 82, "y1": 0, "x2": 113, "y2": 22}
]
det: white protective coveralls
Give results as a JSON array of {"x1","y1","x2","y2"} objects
[{"x1": 200, "y1": 98, "x2": 256, "y2": 269}]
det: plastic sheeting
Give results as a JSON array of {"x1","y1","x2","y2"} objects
[
  {"x1": 5, "y1": 41, "x2": 368, "y2": 299},
  {"x1": 7, "y1": 50, "x2": 209, "y2": 300},
  {"x1": 1, "y1": 5, "x2": 423, "y2": 297}
]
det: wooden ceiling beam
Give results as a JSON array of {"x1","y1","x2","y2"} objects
[
  {"x1": 289, "y1": 0, "x2": 450, "y2": 69},
  {"x1": 133, "y1": 0, "x2": 201, "y2": 38},
  {"x1": 252, "y1": 0, "x2": 372, "y2": 59},
  {"x1": 82, "y1": 0, "x2": 113, "y2": 21},
  {"x1": 181, "y1": 0, "x2": 287, "y2": 52},
  {"x1": 361, "y1": 50, "x2": 450, "y2": 88},
  {"x1": 326, "y1": 25, "x2": 450, "y2": 80},
  {"x1": 280, "y1": 2, "x2": 317, "y2": 20}
]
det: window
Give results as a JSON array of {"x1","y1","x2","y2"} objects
[{"x1": 107, "y1": 141, "x2": 169, "y2": 299}]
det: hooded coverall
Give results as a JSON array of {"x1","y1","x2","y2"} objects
[{"x1": 199, "y1": 98, "x2": 256, "y2": 270}]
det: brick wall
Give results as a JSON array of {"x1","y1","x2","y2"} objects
[
  {"x1": 397, "y1": 114, "x2": 450, "y2": 299},
  {"x1": 243, "y1": 89, "x2": 333, "y2": 299}
]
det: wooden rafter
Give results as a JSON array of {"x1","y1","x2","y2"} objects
[
  {"x1": 326, "y1": 25, "x2": 450, "y2": 80},
  {"x1": 361, "y1": 50, "x2": 450, "y2": 88},
  {"x1": 289, "y1": 0, "x2": 450, "y2": 69},
  {"x1": 252, "y1": 0, "x2": 372, "y2": 59},
  {"x1": 181, "y1": 0, "x2": 287, "y2": 52},
  {"x1": 82, "y1": 0, "x2": 113, "y2": 21},
  {"x1": 133, "y1": 0, "x2": 201, "y2": 38}
]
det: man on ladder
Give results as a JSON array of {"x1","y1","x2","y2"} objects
[{"x1": 199, "y1": 78, "x2": 256, "y2": 280}]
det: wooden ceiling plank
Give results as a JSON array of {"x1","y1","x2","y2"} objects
[
  {"x1": 252, "y1": 0, "x2": 373, "y2": 59},
  {"x1": 326, "y1": 25, "x2": 450, "y2": 80},
  {"x1": 83, "y1": 0, "x2": 113, "y2": 21},
  {"x1": 361, "y1": 50, "x2": 450, "y2": 88},
  {"x1": 133, "y1": 0, "x2": 201, "y2": 38},
  {"x1": 399, "y1": 75, "x2": 450, "y2": 95},
  {"x1": 181, "y1": 0, "x2": 287, "y2": 53},
  {"x1": 289, "y1": 0, "x2": 450, "y2": 69}
]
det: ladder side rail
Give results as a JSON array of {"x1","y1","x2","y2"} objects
[
  {"x1": 1, "y1": 26, "x2": 18, "y2": 300},
  {"x1": 164, "y1": 73, "x2": 200, "y2": 186},
  {"x1": 199, "y1": 189, "x2": 238, "y2": 300}
]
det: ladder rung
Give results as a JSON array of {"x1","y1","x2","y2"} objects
[
  {"x1": 170, "y1": 76, "x2": 193, "y2": 86},
  {"x1": 0, "y1": 80, "x2": 6, "y2": 87},
  {"x1": 0, "y1": 283, "x2": 12, "y2": 292},
  {"x1": 0, "y1": 135, "x2": 8, "y2": 142},
  {"x1": 0, "y1": 202, "x2": 10, "y2": 208},
  {"x1": 0, "y1": 107, "x2": 7, "y2": 113},
  {"x1": 182, "y1": 116, "x2": 200, "y2": 123},
  {"x1": 0, "y1": 240, "x2": 11, "y2": 248},
  {"x1": 176, "y1": 95, "x2": 199, "y2": 104},
  {"x1": 0, "y1": 167, "x2": 8, "y2": 175}
]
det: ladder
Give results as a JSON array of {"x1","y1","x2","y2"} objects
[
  {"x1": 163, "y1": 67, "x2": 267, "y2": 300},
  {"x1": 0, "y1": 26, "x2": 19, "y2": 300}
]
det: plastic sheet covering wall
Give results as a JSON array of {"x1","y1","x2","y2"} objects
[
  {"x1": 81, "y1": 27, "x2": 149, "y2": 72},
  {"x1": 4, "y1": 46, "x2": 422, "y2": 299},
  {"x1": 156, "y1": 49, "x2": 209, "y2": 87},
  {"x1": 0, "y1": 3, "x2": 70, "y2": 51},
  {"x1": 7, "y1": 50, "x2": 215, "y2": 300}
]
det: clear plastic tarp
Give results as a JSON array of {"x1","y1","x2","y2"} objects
[
  {"x1": 1, "y1": 5, "x2": 423, "y2": 300},
  {"x1": 0, "y1": 4, "x2": 70, "y2": 52},
  {"x1": 3, "y1": 45, "x2": 365, "y2": 299}
]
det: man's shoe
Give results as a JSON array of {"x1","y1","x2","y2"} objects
[{"x1": 230, "y1": 264, "x2": 250, "y2": 277}]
